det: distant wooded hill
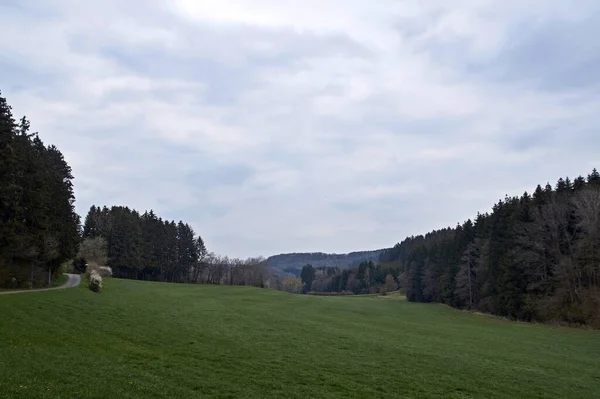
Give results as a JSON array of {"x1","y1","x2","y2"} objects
[{"x1": 266, "y1": 250, "x2": 386, "y2": 276}]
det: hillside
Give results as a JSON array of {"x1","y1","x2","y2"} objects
[
  {"x1": 266, "y1": 249, "x2": 385, "y2": 276},
  {"x1": 2, "y1": 278, "x2": 598, "y2": 398}
]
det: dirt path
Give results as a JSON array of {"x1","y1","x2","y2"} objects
[{"x1": 0, "y1": 273, "x2": 81, "y2": 295}]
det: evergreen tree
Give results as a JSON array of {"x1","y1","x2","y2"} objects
[
  {"x1": 374, "y1": 169, "x2": 600, "y2": 326},
  {"x1": 300, "y1": 264, "x2": 316, "y2": 292},
  {"x1": 82, "y1": 204, "x2": 207, "y2": 283},
  {"x1": 0, "y1": 92, "x2": 80, "y2": 288}
]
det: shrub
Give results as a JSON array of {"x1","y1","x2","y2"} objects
[
  {"x1": 281, "y1": 277, "x2": 303, "y2": 293},
  {"x1": 88, "y1": 270, "x2": 103, "y2": 293}
]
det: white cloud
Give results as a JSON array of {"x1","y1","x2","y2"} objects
[{"x1": 1, "y1": 0, "x2": 599, "y2": 257}]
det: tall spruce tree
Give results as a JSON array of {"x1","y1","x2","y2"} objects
[{"x1": 0, "y1": 91, "x2": 80, "y2": 288}]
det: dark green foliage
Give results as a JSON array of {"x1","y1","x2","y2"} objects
[
  {"x1": 82, "y1": 205, "x2": 206, "y2": 283},
  {"x1": 303, "y1": 170, "x2": 600, "y2": 327},
  {"x1": 300, "y1": 264, "x2": 315, "y2": 292},
  {"x1": 383, "y1": 170, "x2": 600, "y2": 327},
  {"x1": 0, "y1": 91, "x2": 80, "y2": 288}
]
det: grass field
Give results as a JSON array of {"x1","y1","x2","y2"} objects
[{"x1": 1, "y1": 278, "x2": 599, "y2": 398}]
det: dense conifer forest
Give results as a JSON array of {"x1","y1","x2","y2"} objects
[
  {"x1": 0, "y1": 91, "x2": 80, "y2": 288},
  {"x1": 387, "y1": 172, "x2": 600, "y2": 326},
  {"x1": 80, "y1": 205, "x2": 267, "y2": 286},
  {"x1": 300, "y1": 172, "x2": 600, "y2": 326},
  {"x1": 80, "y1": 205, "x2": 207, "y2": 282}
]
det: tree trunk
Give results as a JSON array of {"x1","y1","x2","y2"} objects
[{"x1": 467, "y1": 261, "x2": 473, "y2": 307}]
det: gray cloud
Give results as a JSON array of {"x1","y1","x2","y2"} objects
[
  {"x1": 1, "y1": 0, "x2": 599, "y2": 258},
  {"x1": 410, "y1": 4, "x2": 600, "y2": 94},
  {"x1": 470, "y1": 18, "x2": 600, "y2": 92},
  {"x1": 187, "y1": 164, "x2": 256, "y2": 188}
]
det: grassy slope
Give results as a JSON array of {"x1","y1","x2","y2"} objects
[{"x1": 0, "y1": 279, "x2": 599, "y2": 399}]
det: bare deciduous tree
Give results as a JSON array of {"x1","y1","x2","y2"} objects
[
  {"x1": 77, "y1": 237, "x2": 108, "y2": 266},
  {"x1": 281, "y1": 277, "x2": 303, "y2": 293},
  {"x1": 384, "y1": 274, "x2": 397, "y2": 292}
]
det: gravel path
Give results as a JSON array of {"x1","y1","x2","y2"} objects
[{"x1": 0, "y1": 273, "x2": 81, "y2": 295}]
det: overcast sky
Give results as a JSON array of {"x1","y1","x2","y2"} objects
[{"x1": 1, "y1": 1, "x2": 599, "y2": 258}]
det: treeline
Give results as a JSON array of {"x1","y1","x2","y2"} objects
[
  {"x1": 294, "y1": 262, "x2": 398, "y2": 295},
  {"x1": 81, "y1": 206, "x2": 267, "y2": 286},
  {"x1": 287, "y1": 170, "x2": 600, "y2": 327},
  {"x1": 0, "y1": 91, "x2": 81, "y2": 288},
  {"x1": 266, "y1": 249, "x2": 383, "y2": 276},
  {"x1": 380, "y1": 170, "x2": 600, "y2": 327},
  {"x1": 199, "y1": 253, "x2": 267, "y2": 287},
  {"x1": 82, "y1": 206, "x2": 205, "y2": 282}
]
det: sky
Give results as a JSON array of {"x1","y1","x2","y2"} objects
[{"x1": 1, "y1": 0, "x2": 599, "y2": 258}]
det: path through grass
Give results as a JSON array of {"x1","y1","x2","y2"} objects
[{"x1": 0, "y1": 273, "x2": 69, "y2": 292}]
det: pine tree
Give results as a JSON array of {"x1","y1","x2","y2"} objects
[
  {"x1": 1, "y1": 93, "x2": 80, "y2": 288},
  {"x1": 0, "y1": 92, "x2": 18, "y2": 275},
  {"x1": 300, "y1": 264, "x2": 315, "y2": 292},
  {"x1": 587, "y1": 168, "x2": 600, "y2": 186}
]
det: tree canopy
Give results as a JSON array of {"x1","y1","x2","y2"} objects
[
  {"x1": 379, "y1": 171, "x2": 600, "y2": 326},
  {"x1": 0, "y1": 91, "x2": 80, "y2": 288}
]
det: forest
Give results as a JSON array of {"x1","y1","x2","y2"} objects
[
  {"x1": 80, "y1": 205, "x2": 267, "y2": 287},
  {"x1": 0, "y1": 90, "x2": 265, "y2": 289},
  {"x1": 0, "y1": 91, "x2": 80, "y2": 288},
  {"x1": 266, "y1": 249, "x2": 383, "y2": 277},
  {"x1": 81, "y1": 205, "x2": 206, "y2": 282},
  {"x1": 299, "y1": 171, "x2": 600, "y2": 327}
]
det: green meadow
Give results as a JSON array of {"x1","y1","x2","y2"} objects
[{"x1": 1, "y1": 278, "x2": 598, "y2": 398}]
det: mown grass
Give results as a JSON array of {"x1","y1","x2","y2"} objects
[{"x1": 0, "y1": 278, "x2": 599, "y2": 398}]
